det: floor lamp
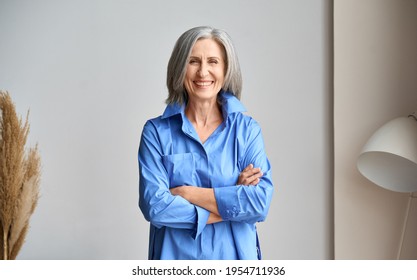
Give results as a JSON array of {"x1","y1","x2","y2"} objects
[{"x1": 357, "y1": 112, "x2": 417, "y2": 259}]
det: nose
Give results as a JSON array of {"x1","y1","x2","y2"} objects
[{"x1": 197, "y1": 62, "x2": 208, "y2": 77}]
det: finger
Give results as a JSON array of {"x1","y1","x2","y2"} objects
[
  {"x1": 247, "y1": 172, "x2": 262, "y2": 183},
  {"x1": 240, "y1": 171, "x2": 263, "y2": 185},
  {"x1": 237, "y1": 166, "x2": 263, "y2": 185},
  {"x1": 242, "y1": 164, "x2": 254, "y2": 172},
  {"x1": 241, "y1": 167, "x2": 262, "y2": 177},
  {"x1": 247, "y1": 170, "x2": 263, "y2": 182},
  {"x1": 242, "y1": 178, "x2": 259, "y2": 186},
  {"x1": 248, "y1": 177, "x2": 260, "y2": 185}
]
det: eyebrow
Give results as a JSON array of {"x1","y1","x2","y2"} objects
[{"x1": 189, "y1": 56, "x2": 221, "y2": 60}]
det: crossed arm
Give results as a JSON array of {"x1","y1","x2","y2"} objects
[{"x1": 170, "y1": 164, "x2": 263, "y2": 224}]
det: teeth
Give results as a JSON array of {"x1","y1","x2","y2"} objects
[{"x1": 195, "y1": 81, "x2": 212, "y2": 87}]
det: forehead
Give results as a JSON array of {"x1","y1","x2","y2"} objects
[{"x1": 190, "y1": 38, "x2": 225, "y2": 58}]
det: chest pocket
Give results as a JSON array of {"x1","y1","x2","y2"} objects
[{"x1": 162, "y1": 153, "x2": 197, "y2": 188}]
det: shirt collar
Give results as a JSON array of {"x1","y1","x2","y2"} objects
[{"x1": 161, "y1": 91, "x2": 246, "y2": 119}]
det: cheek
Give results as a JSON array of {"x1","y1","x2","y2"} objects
[
  {"x1": 217, "y1": 72, "x2": 225, "y2": 86},
  {"x1": 184, "y1": 70, "x2": 194, "y2": 86},
  {"x1": 218, "y1": 68, "x2": 226, "y2": 83}
]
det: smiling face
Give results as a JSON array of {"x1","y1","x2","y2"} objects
[{"x1": 184, "y1": 38, "x2": 226, "y2": 103}]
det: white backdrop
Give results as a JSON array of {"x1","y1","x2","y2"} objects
[{"x1": 0, "y1": 0, "x2": 333, "y2": 259}]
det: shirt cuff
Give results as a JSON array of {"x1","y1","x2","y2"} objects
[
  {"x1": 193, "y1": 206, "x2": 210, "y2": 239},
  {"x1": 214, "y1": 186, "x2": 240, "y2": 220}
]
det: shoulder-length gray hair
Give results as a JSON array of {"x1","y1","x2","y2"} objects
[{"x1": 166, "y1": 26, "x2": 242, "y2": 105}]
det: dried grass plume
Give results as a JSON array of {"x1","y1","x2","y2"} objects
[{"x1": 0, "y1": 91, "x2": 41, "y2": 260}]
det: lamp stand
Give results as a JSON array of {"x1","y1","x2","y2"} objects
[{"x1": 397, "y1": 192, "x2": 417, "y2": 259}]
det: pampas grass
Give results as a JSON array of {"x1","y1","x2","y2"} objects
[{"x1": 0, "y1": 91, "x2": 40, "y2": 260}]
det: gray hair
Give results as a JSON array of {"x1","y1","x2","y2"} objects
[{"x1": 166, "y1": 26, "x2": 242, "y2": 105}]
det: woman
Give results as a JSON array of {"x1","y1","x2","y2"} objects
[{"x1": 138, "y1": 26, "x2": 274, "y2": 260}]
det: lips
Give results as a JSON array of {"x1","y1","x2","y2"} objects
[{"x1": 194, "y1": 81, "x2": 213, "y2": 87}]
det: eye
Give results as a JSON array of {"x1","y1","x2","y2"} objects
[
  {"x1": 209, "y1": 59, "x2": 219, "y2": 64},
  {"x1": 189, "y1": 58, "x2": 200, "y2": 65}
]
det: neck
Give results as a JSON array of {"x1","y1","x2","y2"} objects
[{"x1": 185, "y1": 98, "x2": 223, "y2": 127}]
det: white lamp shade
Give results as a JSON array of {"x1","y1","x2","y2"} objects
[{"x1": 357, "y1": 116, "x2": 417, "y2": 193}]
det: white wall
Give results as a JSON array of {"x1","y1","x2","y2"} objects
[
  {"x1": 334, "y1": 0, "x2": 417, "y2": 259},
  {"x1": 0, "y1": 0, "x2": 332, "y2": 259}
]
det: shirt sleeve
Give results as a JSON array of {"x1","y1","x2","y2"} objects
[
  {"x1": 138, "y1": 120, "x2": 209, "y2": 238},
  {"x1": 214, "y1": 118, "x2": 274, "y2": 224}
]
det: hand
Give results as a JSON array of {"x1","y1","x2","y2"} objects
[
  {"x1": 237, "y1": 164, "x2": 263, "y2": 186},
  {"x1": 170, "y1": 186, "x2": 219, "y2": 215},
  {"x1": 207, "y1": 213, "x2": 222, "y2": 224},
  {"x1": 170, "y1": 185, "x2": 190, "y2": 200}
]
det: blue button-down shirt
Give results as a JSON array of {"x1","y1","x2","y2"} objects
[{"x1": 138, "y1": 92, "x2": 274, "y2": 260}]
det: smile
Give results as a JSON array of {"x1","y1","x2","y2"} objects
[{"x1": 194, "y1": 81, "x2": 213, "y2": 87}]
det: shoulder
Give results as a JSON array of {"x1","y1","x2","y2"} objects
[
  {"x1": 140, "y1": 115, "x2": 167, "y2": 139},
  {"x1": 143, "y1": 102, "x2": 183, "y2": 131},
  {"x1": 142, "y1": 115, "x2": 161, "y2": 130},
  {"x1": 141, "y1": 113, "x2": 181, "y2": 142},
  {"x1": 227, "y1": 112, "x2": 264, "y2": 146},
  {"x1": 230, "y1": 112, "x2": 262, "y2": 132}
]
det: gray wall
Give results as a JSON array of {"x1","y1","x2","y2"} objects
[{"x1": 0, "y1": 0, "x2": 333, "y2": 259}]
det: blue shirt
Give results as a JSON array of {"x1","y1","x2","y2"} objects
[{"x1": 138, "y1": 92, "x2": 274, "y2": 260}]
